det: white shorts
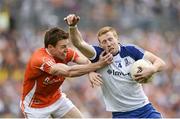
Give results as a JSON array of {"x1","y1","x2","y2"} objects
[{"x1": 22, "y1": 93, "x2": 75, "y2": 118}]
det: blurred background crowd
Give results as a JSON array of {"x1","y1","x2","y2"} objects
[{"x1": 0, "y1": 0, "x2": 179, "y2": 118}]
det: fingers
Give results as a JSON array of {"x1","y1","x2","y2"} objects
[
  {"x1": 64, "y1": 14, "x2": 80, "y2": 26},
  {"x1": 105, "y1": 54, "x2": 113, "y2": 64},
  {"x1": 90, "y1": 81, "x2": 94, "y2": 88},
  {"x1": 90, "y1": 76, "x2": 103, "y2": 86},
  {"x1": 133, "y1": 73, "x2": 148, "y2": 83},
  {"x1": 91, "y1": 80, "x2": 102, "y2": 87},
  {"x1": 136, "y1": 78, "x2": 145, "y2": 83},
  {"x1": 94, "y1": 75, "x2": 103, "y2": 84},
  {"x1": 134, "y1": 73, "x2": 144, "y2": 80},
  {"x1": 89, "y1": 73, "x2": 103, "y2": 88},
  {"x1": 100, "y1": 51, "x2": 113, "y2": 64},
  {"x1": 100, "y1": 51, "x2": 106, "y2": 57}
]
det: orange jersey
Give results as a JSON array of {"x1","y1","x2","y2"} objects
[{"x1": 21, "y1": 48, "x2": 78, "y2": 108}]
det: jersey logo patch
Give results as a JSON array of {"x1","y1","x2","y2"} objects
[
  {"x1": 115, "y1": 60, "x2": 122, "y2": 68},
  {"x1": 124, "y1": 58, "x2": 131, "y2": 66},
  {"x1": 43, "y1": 76, "x2": 62, "y2": 85},
  {"x1": 107, "y1": 69, "x2": 130, "y2": 77}
]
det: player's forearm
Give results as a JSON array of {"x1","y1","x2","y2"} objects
[
  {"x1": 69, "y1": 26, "x2": 95, "y2": 58},
  {"x1": 68, "y1": 62, "x2": 105, "y2": 77},
  {"x1": 144, "y1": 51, "x2": 166, "y2": 73},
  {"x1": 50, "y1": 62, "x2": 102, "y2": 77},
  {"x1": 69, "y1": 26, "x2": 83, "y2": 47},
  {"x1": 152, "y1": 58, "x2": 166, "y2": 73}
]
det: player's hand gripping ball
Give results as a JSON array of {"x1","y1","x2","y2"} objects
[{"x1": 130, "y1": 59, "x2": 153, "y2": 83}]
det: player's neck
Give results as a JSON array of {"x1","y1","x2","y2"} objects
[
  {"x1": 113, "y1": 45, "x2": 120, "y2": 56},
  {"x1": 45, "y1": 48, "x2": 53, "y2": 56}
]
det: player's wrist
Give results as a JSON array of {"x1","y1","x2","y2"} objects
[
  {"x1": 69, "y1": 25, "x2": 77, "y2": 28},
  {"x1": 95, "y1": 61, "x2": 104, "y2": 69},
  {"x1": 151, "y1": 65, "x2": 158, "y2": 74}
]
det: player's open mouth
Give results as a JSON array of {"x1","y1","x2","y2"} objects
[{"x1": 109, "y1": 48, "x2": 114, "y2": 52}]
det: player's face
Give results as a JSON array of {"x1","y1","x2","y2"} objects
[
  {"x1": 99, "y1": 31, "x2": 119, "y2": 55},
  {"x1": 52, "y1": 39, "x2": 69, "y2": 60}
]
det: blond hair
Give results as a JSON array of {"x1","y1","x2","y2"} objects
[{"x1": 97, "y1": 26, "x2": 118, "y2": 41}]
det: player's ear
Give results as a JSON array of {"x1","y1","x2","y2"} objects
[
  {"x1": 99, "y1": 42, "x2": 103, "y2": 48},
  {"x1": 99, "y1": 43, "x2": 102, "y2": 48},
  {"x1": 118, "y1": 40, "x2": 120, "y2": 44},
  {"x1": 97, "y1": 37, "x2": 102, "y2": 48},
  {"x1": 48, "y1": 44, "x2": 54, "y2": 49}
]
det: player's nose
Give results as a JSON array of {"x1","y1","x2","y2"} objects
[{"x1": 107, "y1": 40, "x2": 113, "y2": 47}]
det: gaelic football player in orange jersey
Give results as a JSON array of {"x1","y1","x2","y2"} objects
[{"x1": 20, "y1": 27, "x2": 113, "y2": 118}]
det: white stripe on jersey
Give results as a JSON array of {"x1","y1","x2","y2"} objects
[
  {"x1": 47, "y1": 60, "x2": 54, "y2": 66},
  {"x1": 71, "y1": 51, "x2": 75, "y2": 62},
  {"x1": 23, "y1": 80, "x2": 37, "y2": 107},
  {"x1": 40, "y1": 60, "x2": 55, "y2": 71}
]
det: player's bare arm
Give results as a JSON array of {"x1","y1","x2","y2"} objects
[
  {"x1": 75, "y1": 55, "x2": 104, "y2": 86},
  {"x1": 65, "y1": 14, "x2": 104, "y2": 86},
  {"x1": 134, "y1": 51, "x2": 166, "y2": 80},
  {"x1": 144, "y1": 51, "x2": 166, "y2": 72},
  {"x1": 64, "y1": 14, "x2": 95, "y2": 58},
  {"x1": 74, "y1": 56, "x2": 90, "y2": 64},
  {"x1": 50, "y1": 52, "x2": 113, "y2": 77}
]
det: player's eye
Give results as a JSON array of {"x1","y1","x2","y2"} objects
[
  {"x1": 59, "y1": 45, "x2": 66, "y2": 49},
  {"x1": 108, "y1": 38, "x2": 113, "y2": 42},
  {"x1": 101, "y1": 40, "x2": 107, "y2": 44}
]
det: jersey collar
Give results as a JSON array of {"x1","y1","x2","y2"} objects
[
  {"x1": 113, "y1": 45, "x2": 121, "y2": 56},
  {"x1": 45, "y1": 48, "x2": 52, "y2": 56}
]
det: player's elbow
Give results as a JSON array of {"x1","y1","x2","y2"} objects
[
  {"x1": 51, "y1": 70, "x2": 70, "y2": 77},
  {"x1": 67, "y1": 72, "x2": 75, "y2": 77},
  {"x1": 66, "y1": 68, "x2": 84, "y2": 77},
  {"x1": 84, "y1": 59, "x2": 91, "y2": 64},
  {"x1": 65, "y1": 71, "x2": 78, "y2": 77},
  {"x1": 161, "y1": 60, "x2": 166, "y2": 70},
  {"x1": 64, "y1": 72, "x2": 72, "y2": 77},
  {"x1": 156, "y1": 58, "x2": 166, "y2": 71},
  {"x1": 50, "y1": 66, "x2": 71, "y2": 77},
  {"x1": 73, "y1": 41, "x2": 84, "y2": 49}
]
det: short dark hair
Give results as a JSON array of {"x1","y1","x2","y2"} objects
[{"x1": 44, "y1": 27, "x2": 69, "y2": 48}]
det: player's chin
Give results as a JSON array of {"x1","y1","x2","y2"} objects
[
  {"x1": 108, "y1": 50, "x2": 115, "y2": 55},
  {"x1": 58, "y1": 55, "x2": 66, "y2": 60}
]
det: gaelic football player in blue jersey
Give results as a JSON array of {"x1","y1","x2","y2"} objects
[{"x1": 65, "y1": 14, "x2": 166, "y2": 118}]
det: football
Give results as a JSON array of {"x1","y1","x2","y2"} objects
[{"x1": 130, "y1": 59, "x2": 153, "y2": 83}]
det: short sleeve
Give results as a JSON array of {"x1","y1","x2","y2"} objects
[
  {"x1": 38, "y1": 57, "x2": 56, "y2": 73},
  {"x1": 89, "y1": 46, "x2": 104, "y2": 63},
  {"x1": 121, "y1": 44, "x2": 144, "y2": 61}
]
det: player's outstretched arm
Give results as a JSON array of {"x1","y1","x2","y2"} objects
[
  {"x1": 64, "y1": 14, "x2": 95, "y2": 58},
  {"x1": 49, "y1": 52, "x2": 113, "y2": 77}
]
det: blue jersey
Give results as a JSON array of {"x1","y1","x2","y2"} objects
[
  {"x1": 90, "y1": 44, "x2": 149, "y2": 112},
  {"x1": 89, "y1": 44, "x2": 161, "y2": 117},
  {"x1": 91, "y1": 44, "x2": 144, "y2": 63}
]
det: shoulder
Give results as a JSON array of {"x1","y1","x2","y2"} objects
[
  {"x1": 120, "y1": 44, "x2": 144, "y2": 61},
  {"x1": 89, "y1": 45, "x2": 104, "y2": 62},
  {"x1": 121, "y1": 44, "x2": 144, "y2": 52},
  {"x1": 92, "y1": 45, "x2": 104, "y2": 53},
  {"x1": 31, "y1": 48, "x2": 55, "y2": 65}
]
